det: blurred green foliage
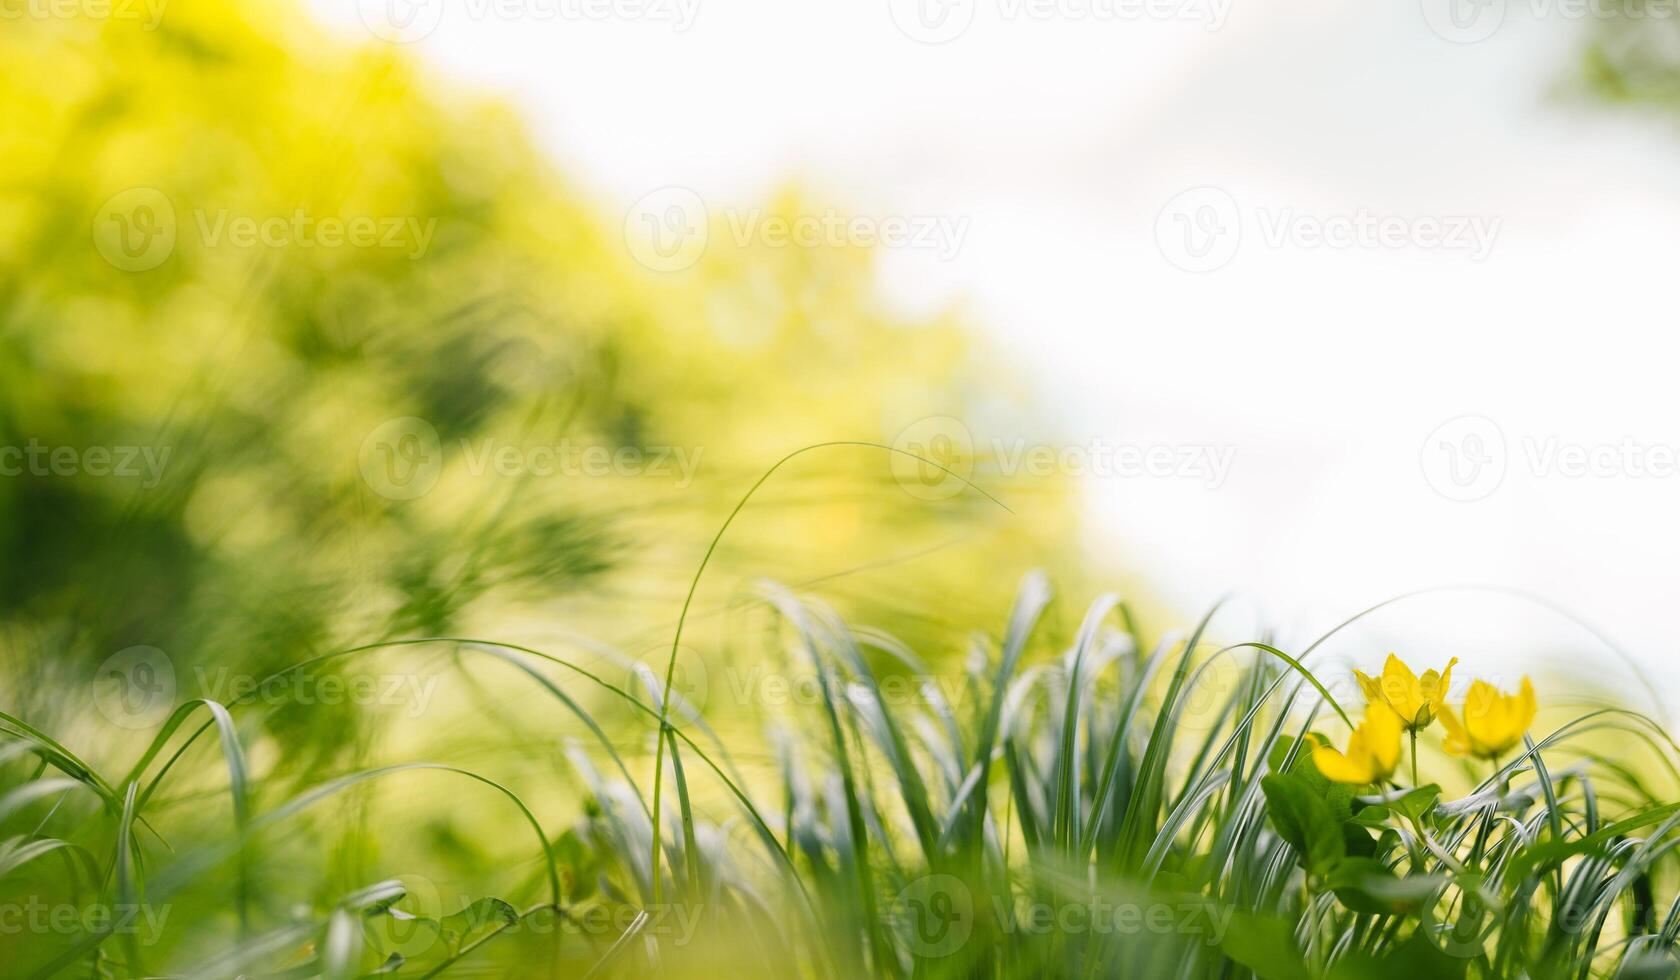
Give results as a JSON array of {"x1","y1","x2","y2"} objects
[
  {"x1": 1581, "y1": 0, "x2": 1680, "y2": 103},
  {"x1": 0, "y1": 4, "x2": 1088, "y2": 970},
  {"x1": 0, "y1": 0, "x2": 1080, "y2": 729}
]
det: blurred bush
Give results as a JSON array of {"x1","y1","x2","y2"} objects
[{"x1": 0, "y1": 2, "x2": 1082, "y2": 768}]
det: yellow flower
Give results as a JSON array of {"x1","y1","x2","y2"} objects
[
  {"x1": 1355, "y1": 654, "x2": 1458, "y2": 731},
  {"x1": 1439, "y1": 677, "x2": 1536, "y2": 760},
  {"x1": 1313, "y1": 701, "x2": 1405, "y2": 785}
]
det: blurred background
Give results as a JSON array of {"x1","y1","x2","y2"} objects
[
  {"x1": 297, "y1": 0, "x2": 1680, "y2": 703},
  {"x1": 6, "y1": 0, "x2": 1680, "y2": 971}
]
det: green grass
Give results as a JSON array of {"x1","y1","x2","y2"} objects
[{"x1": 4, "y1": 566, "x2": 1680, "y2": 978}]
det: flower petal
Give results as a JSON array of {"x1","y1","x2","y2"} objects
[
  {"x1": 1355, "y1": 669, "x2": 1382, "y2": 705},
  {"x1": 1313, "y1": 744, "x2": 1373, "y2": 784},
  {"x1": 1437, "y1": 704, "x2": 1472, "y2": 757},
  {"x1": 1363, "y1": 701, "x2": 1404, "y2": 777}
]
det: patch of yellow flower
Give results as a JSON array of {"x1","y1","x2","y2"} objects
[
  {"x1": 1440, "y1": 678, "x2": 1537, "y2": 761},
  {"x1": 1313, "y1": 701, "x2": 1404, "y2": 784},
  {"x1": 1355, "y1": 654, "x2": 1456, "y2": 730},
  {"x1": 1315, "y1": 654, "x2": 1535, "y2": 785}
]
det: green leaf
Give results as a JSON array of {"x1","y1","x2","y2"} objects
[
  {"x1": 1267, "y1": 732, "x2": 1327, "y2": 773},
  {"x1": 1326, "y1": 858, "x2": 1440, "y2": 915},
  {"x1": 1392, "y1": 784, "x2": 1441, "y2": 821},
  {"x1": 1342, "y1": 822, "x2": 1378, "y2": 859},
  {"x1": 556, "y1": 828, "x2": 602, "y2": 901},
  {"x1": 368, "y1": 953, "x2": 405, "y2": 974},
  {"x1": 1506, "y1": 801, "x2": 1680, "y2": 879},
  {"x1": 1616, "y1": 952, "x2": 1680, "y2": 980},
  {"x1": 439, "y1": 897, "x2": 519, "y2": 955},
  {"x1": 1219, "y1": 912, "x2": 1311, "y2": 980},
  {"x1": 1262, "y1": 772, "x2": 1345, "y2": 875},
  {"x1": 1329, "y1": 934, "x2": 1468, "y2": 980},
  {"x1": 362, "y1": 895, "x2": 518, "y2": 967},
  {"x1": 1273, "y1": 734, "x2": 1357, "y2": 821}
]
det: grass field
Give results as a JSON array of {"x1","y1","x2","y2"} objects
[{"x1": 5, "y1": 498, "x2": 1679, "y2": 978}]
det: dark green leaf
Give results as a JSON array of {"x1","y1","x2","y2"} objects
[{"x1": 1262, "y1": 772, "x2": 1344, "y2": 875}]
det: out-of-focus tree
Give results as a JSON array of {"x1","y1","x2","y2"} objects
[
  {"x1": 0, "y1": 1, "x2": 1082, "y2": 768},
  {"x1": 1579, "y1": 0, "x2": 1680, "y2": 102}
]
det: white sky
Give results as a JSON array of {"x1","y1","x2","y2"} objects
[{"x1": 313, "y1": 0, "x2": 1680, "y2": 714}]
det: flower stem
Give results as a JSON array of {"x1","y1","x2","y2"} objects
[{"x1": 1410, "y1": 729, "x2": 1419, "y2": 786}]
